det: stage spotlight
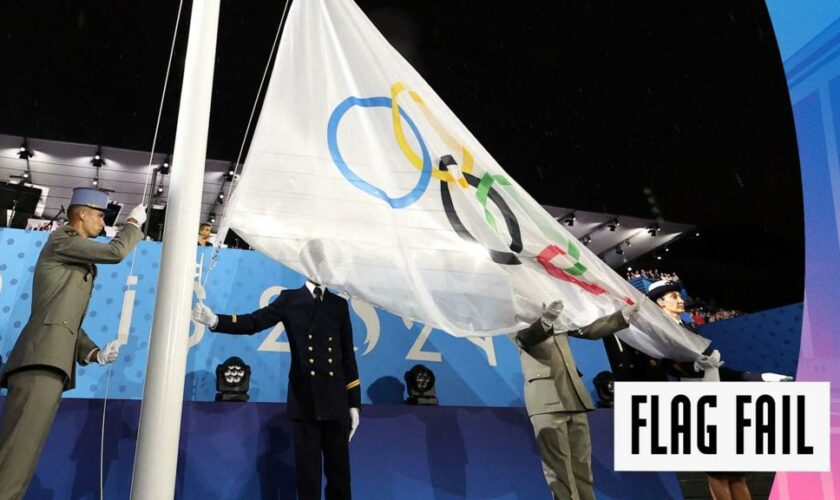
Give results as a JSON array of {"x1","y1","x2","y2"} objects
[
  {"x1": 225, "y1": 164, "x2": 236, "y2": 182},
  {"x1": 615, "y1": 246, "x2": 624, "y2": 256},
  {"x1": 625, "y1": 239, "x2": 632, "y2": 248},
  {"x1": 91, "y1": 147, "x2": 105, "y2": 167},
  {"x1": 157, "y1": 185, "x2": 165, "y2": 195},
  {"x1": 665, "y1": 246, "x2": 670, "y2": 252},
  {"x1": 607, "y1": 218, "x2": 620, "y2": 232},
  {"x1": 158, "y1": 157, "x2": 171, "y2": 175},
  {"x1": 209, "y1": 212, "x2": 216, "y2": 223},
  {"x1": 404, "y1": 364, "x2": 438, "y2": 405},
  {"x1": 593, "y1": 371, "x2": 614, "y2": 408},
  {"x1": 217, "y1": 192, "x2": 225, "y2": 204},
  {"x1": 656, "y1": 254, "x2": 662, "y2": 261},
  {"x1": 581, "y1": 235, "x2": 592, "y2": 246},
  {"x1": 695, "y1": 231, "x2": 700, "y2": 237},
  {"x1": 17, "y1": 140, "x2": 33, "y2": 159},
  {"x1": 91, "y1": 178, "x2": 99, "y2": 187},
  {"x1": 627, "y1": 266, "x2": 632, "y2": 271},
  {"x1": 215, "y1": 356, "x2": 251, "y2": 402},
  {"x1": 646, "y1": 223, "x2": 661, "y2": 236},
  {"x1": 562, "y1": 212, "x2": 576, "y2": 226}
]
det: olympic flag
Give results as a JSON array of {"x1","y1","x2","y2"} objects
[{"x1": 221, "y1": 0, "x2": 709, "y2": 360}]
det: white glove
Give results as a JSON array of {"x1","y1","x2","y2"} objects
[
  {"x1": 761, "y1": 372, "x2": 794, "y2": 382},
  {"x1": 192, "y1": 302, "x2": 218, "y2": 329},
  {"x1": 694, "y1": 349, "x2": 724, "y2": 372},
  {"x1": 349, "y1": 407, "x2": 360, "y2": 442},
  {"x1": 620, "y1": 302, "x2": 640, "y2": 322},
  {"x1": 127, "y1": 204, "x2": 148, "y2": 226},
  {"x1": 97, "y1": 340, "x2": 121, "y2": 365},
  {"x1": 540, "y1": 300, "x2": 564, "y2": 330}
]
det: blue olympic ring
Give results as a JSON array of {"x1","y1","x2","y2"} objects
[{"x1": 327, "y1": 96, "x2": 431, "y2": 208}]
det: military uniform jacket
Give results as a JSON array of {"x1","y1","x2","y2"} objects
[
  {"x1": 1, "y1": 223, "x2": 142, "y2": 391},
  {"x1": 512, "y1": 311, "x2": 629, "y2": 416},
  {"x1": 212, "y1": 286, "x2": 361, "y2": 421}
]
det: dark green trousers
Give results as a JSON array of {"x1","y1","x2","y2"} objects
[
  {"x1": 531, "y1": 411, "x2": 594, "y2": 500},
  {"x1": 0, "y1": 369, "x2": 65, "y2": 500}
]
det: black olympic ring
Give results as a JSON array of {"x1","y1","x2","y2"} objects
[{"x1": 438, "y1": 155, "x2": 523, "y2": 265}]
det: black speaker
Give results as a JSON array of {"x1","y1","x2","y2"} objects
[
  {"x1": 143, "y1": 206, "x2": 166, "y2": 241},
  {"x1": 223, "y1": 229, "x2": 251, "y2": 250},
  {"x1": 104, "y1": 202, "x2": 122, "y2": 226},
  {"x1": 0, "y1": 182, "x2": 42, "y2": 228}
]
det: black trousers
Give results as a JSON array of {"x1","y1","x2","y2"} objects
[{"x1": 292, "y1": 419, "x2": 351, "y2": 500}]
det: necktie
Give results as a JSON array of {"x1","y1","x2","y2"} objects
[{"x1": 313, "y1": 287, "x2": 323, "y2": 301}]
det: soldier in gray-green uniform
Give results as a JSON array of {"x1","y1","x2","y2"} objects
[
  {"x1": 0, "y1": 188, "x2": 146, "y2": 500},
  {"x1": 512, "y1": 300, "x2": 638, "y2": 500}
]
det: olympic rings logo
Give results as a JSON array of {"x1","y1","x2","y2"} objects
[{"x1": 326, "y1": 81, "x2": 630, "y2": 302}]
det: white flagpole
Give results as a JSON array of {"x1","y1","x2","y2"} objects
[{"x1": 130, "y1": 0, "x2": 220, "y2": 498}]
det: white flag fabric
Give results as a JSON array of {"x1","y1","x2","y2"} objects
[{"x1": 222, "y1": 0, "x2": 709, "y2": 360}]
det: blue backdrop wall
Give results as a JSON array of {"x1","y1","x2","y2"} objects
[{"x1": 0, "y1": 229, "x2": 612, "y2": 407}]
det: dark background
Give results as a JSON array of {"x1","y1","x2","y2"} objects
[{"x1": 0, "y1": 0, "x2": 803, "y2": 312}]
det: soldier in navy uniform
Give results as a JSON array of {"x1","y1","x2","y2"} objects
[
  {"x1": 643, "y1": 279, "x2": 792, "y2": 500},
  {"x1": 192, "y1": 278, "x2": 361, "y2": 500}
]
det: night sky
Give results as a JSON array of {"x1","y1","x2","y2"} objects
[{"x1": 0, "y1": 0, "x2": 803, "y2": 312}]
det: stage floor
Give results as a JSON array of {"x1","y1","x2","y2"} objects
[{"x1": 0, "y1": 398, "x2": 682, "y2": 499}]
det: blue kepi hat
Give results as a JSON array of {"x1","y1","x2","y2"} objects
[
  {"x1": 69, "y1": 187, "x2": 108, "y2": 211},
  {"x1": 645, "y1": 279, "x2": 682, "y2": 302}
]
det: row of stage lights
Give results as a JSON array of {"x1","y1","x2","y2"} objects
[
  {"x1": 561, "y1": 212, "x2": 665, "y2": 243},
  {"x1": 559, "y1": 211, "x2": 701, "y2": 261},
  {"x1": 13, "y1": 139, "x2": 237, "y2": 224}
]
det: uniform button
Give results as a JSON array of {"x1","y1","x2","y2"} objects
[
  {"x1": 309, "y1": 358, "x2": 314, "y2": 364},
  {"x1": 328, "y1": 358, "x2": 333, "y2": 364},
  {"x1": 308, "y1": 346, "x2": 313, "y2": 351},
  {"x1": 329, "y1": 371, "x2": 334, "y2": 376},
  {"x1": 310, "y1": 371, "x2": 315, "y2": 376}
]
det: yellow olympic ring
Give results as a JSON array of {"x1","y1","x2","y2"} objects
[{"x1": 390, "y1": 82, "x2": 473, "y2": 188}]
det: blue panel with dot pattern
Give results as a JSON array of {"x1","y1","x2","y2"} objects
[{"x1": 697, "y1": 303, "x2": 802, "y2": 376}]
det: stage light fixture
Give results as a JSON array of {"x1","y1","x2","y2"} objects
[
  {"x1": 647, "y1": 223, "x2": 661, "y2": 236},
  {"x1": 562, "y1": 212, "x2": 576, "y2": 227},
  {"x1": 209, "y1": 212, "x2": 216, "y2": 224},
  {"x1": 17, "y1": 140, "x2": 33, "y2": 160},
  {"x1": 91, "y1": 147, "x2": 105, "y2": 167},
  {"x1": 404, "y1": 364, "x2": 438, "y2": 405},
  {"x1": 157, "y1": 185, "x2": 164, "y2": 195},
  {"x1": 215, "y1": 356, "x2": 251, "y2": 402},
  {"x1": 158, "y1": 157, "x2": 171, "y2": 175},
  {"x1": 625, "y1": 239, "x2": 632, "y2": 248},
  {"x1": 225, "y1": 163, "x2": 236, "y2": 182},
  {"x1": 92, "y1": 177, "x2": 99, "y2": 187},
  {"x1": 607, "y1": 218, "x2": 620, "y2": 232},
  {"x1": 581, "y1": 235, "x2": 592, "y2": 246},
  {"x1": 217, "y1": 192, "x2": 225, "y2": 204},
  {"x1": 593, "y1": 371, "x2": 614, "y2": 408},
  {"x1": 665, "y1": 246, "x2": 670, "y2": 252},
  {"x1": 615, "y1": 246, "x2": 624, "y2": 256}
]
